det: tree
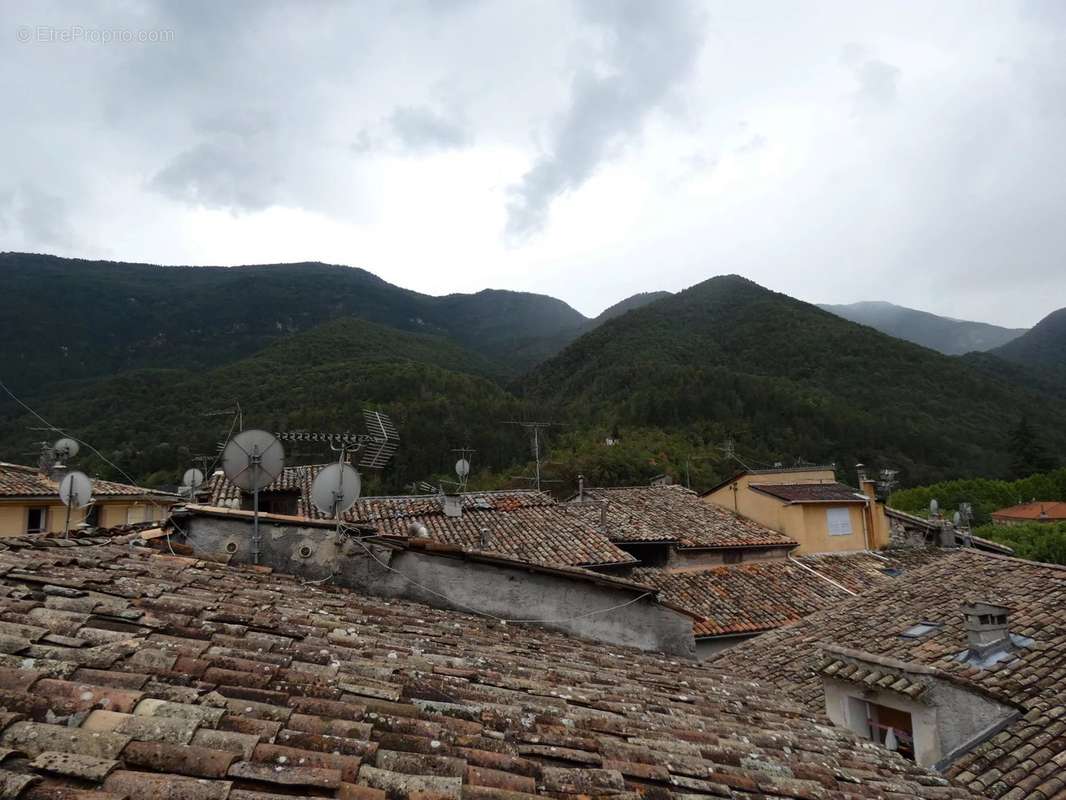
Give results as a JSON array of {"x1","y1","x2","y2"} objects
[{"x1": 1009, "y1": 416, "x2": 1056, "y2": 479}]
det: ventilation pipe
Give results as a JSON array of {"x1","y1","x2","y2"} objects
[{"x1": 479, "y1": 527, "x2": 491, "y2": 549}]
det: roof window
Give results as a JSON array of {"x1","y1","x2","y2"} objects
[{"x1": 900, "y1": 622, "x2": 941, "y2": 639}]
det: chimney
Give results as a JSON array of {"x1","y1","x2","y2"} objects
[
  {"x1": 961, "y1": 601, "x2": 1012, "y2": 655},
  {"x1": 577, "y1": 474, "x2": 584, "y2": 502},
  {"x1": 442, "y1": 494, "x2": 462, "y2": 518},
  {"x1": 855, "y1": 463, "x2": 867, "y2": 483},
  {"x1": 479, "y1": 527, "x2": 491, "y2": 549},
  {"x1": 599, "y1": 501, "x2": 608, "y2": 533}
]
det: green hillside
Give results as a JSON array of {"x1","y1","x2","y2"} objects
[
  {"x1": 0, "y1": 252, "x2": 587, "y2": 389},
  {"x1": 819, "y1": 300, "x2": 1026, "y2": 355},
  {"x1": 0, "y1": 318, "x2": 529, "y2": 491},
  {"x1": 991, "y1": 307, "x2": 1066, "y2": 372},
  {"x1": 523, "y1": 276, "x2": 1066, "y2": 485}
]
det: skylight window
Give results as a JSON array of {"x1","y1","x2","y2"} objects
[{"x1": 900, "y1": 622, "x2": 941, "y2": 639}]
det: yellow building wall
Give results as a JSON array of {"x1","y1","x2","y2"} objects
[
  {"x1": 0, "y1": 499, "x2": 171, "y2": 536},
  {"x1": 703, "y1": 469, "x2": 873, "y2": 554},
  {"x1": 796, "y1": 503, "x2": 868, "y2": 554}
]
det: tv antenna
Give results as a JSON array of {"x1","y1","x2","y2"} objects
[
  {"x1": 53, "y1": 438, "x2": 79, "y2": 462},
  {"x1": 181, "y1": 467, "x2": 205, "y2": 500},
  {"x1": 59, "y1": 471, "x2": 92, "y2": 537},
  {"x1": 310, "y1": 460, "x2": 362, "y2": 520},
  {"x1": 221, "y1": 429, "x2": 285, "y2": 564},
  {"x1": 274, "y1": 410, "x2": 399, "y2": 470},
  {"x1": 503, "y1": 421, "x2": 563, "y2": 492},
  {"x1": 453, "y1": 447, "x2": 474, "y2": 491}
]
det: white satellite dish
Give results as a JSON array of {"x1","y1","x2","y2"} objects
[
  {"x1": 310, "y1": 462, "x2": 362, "y2": 518},
  {"x1": 221, "y1": 429, "x2": 284, "y2": 492},
  {"x1": 455, "y1": 458, "x2": 470, "y2": 479},
  {"x1": 59, "y1": 471, "x2": 92, "y2": 508},
  {"x1": 221, "y1": 430, "x2": 284, "y2": 564},
  {"x1": 182, "y1": 468, "x2": 205, "y2": 489},
  {"x1": 54, "y1": 438, "x2": 80, "y2": 461}
]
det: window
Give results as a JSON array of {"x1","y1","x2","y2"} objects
[
  {"x1": 26, "y1": 507, "x2": 48, "y2": 533},
  {"x1": 860, "y1": 700, "x2": 915, "y2": 761},
  {"x1": 826, "y1": 507, "x2": 853, "y2": 535}
]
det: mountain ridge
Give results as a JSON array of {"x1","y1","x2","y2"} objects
[{"x1": 818, "y1": 300, "x2": 1027, "y2": 355}]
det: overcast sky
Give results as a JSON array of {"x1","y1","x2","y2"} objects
[{"x1": 2, "y1": 1, "x2": 1064, "y2": 326}]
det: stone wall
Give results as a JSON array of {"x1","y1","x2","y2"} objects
[{"x1": 179, "y1": 512, "x2": 696, "y2": 658}]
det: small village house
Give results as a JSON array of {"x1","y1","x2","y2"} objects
[
  {"x1": 700, "y1": 466, "x2": 893, "y2": 554},
  {"x1": 0, "y1": 461, "x2": 178, "y2": 535}
]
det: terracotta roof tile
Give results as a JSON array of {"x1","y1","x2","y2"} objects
[
  {"x1": 717, "y1": 549, "x2": 1066, "y2": 797},
  {"x1": 203, "y1": 469, "x2": 633, "y2": 568},
  {"x1": 570, "y1": 485, "x2": 795, "y2": 548},
  {"x1": 0, "y1": 462, "x2": 177, "y2": 500},
  {"x1": 0, "y1": 535, "x2": 984, "y2": 799},
  {"x1": 749, "y1": 481, "x2": 868, "y2": 503},
  {"x1": 991, "y1": 501, "x2": 1066, "y2": 522},
  {"x1": 633, "y1": 550, "x2": 951, "y2": 637}
]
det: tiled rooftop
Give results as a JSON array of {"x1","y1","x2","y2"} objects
[
  {"x1": 0, "y1": 530, "x2": 977, "y2": 799},
  {"x1": 633, "y1": 550, "x2": 951, "y2": 638},
  {"x1": 991, "y1": 500, "x2": 1066, "y2": 521},
  {"x1": 0, "y1": 462, "x2": 177, "y2": 499},
  {"x1": 749, "y1": 482, "x2": 868, "y2": 504},
  {"x1": 570, "y1": 485, "x2": 796, "y2": 549},
  {"x1": 716, "y1": 549, "x2": 1066, "y2": 798},
  {"x1": 203, "y1": 469, "x2": 632, "y2": 568}
]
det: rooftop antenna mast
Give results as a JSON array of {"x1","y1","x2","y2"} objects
[
  {"x1": 718, "y1": 437, "x2": 753, "y2": 472},
  {"x1": 452, "y1": 446, "x2": 475, "y2": 492},
  {"x1": 503, "y1": 420, "x2": 563, "y2": 492},
  {"x1": 221, "y1": 429, "x2": 285, "y2": 565},
  {"x1": 59, "y1": 470, "x2": 92, "y2": 537},
  {"x1": 274, "y1": 410, "x2": 399, "y2": 470}
]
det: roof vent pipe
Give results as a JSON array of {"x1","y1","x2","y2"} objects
[
  {"x1": 578, "y1": 474, "x2": 584, "y2": 502},
  {"x1": 480, "y1": 527, "x2": 491, "y2": 549}
]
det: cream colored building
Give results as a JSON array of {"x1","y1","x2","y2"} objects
[
  {"x1": 0, "y1": 462, "x2": 178, "y2": 536},
  {"x1": 701, "y1": 466, "x2": 892, "y2": 554}
]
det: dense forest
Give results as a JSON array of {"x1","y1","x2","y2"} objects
[
  {"x1": 1, "y1": 254, "x2": 1063, "y2": 494},
  {"x1": 889, "y1": 467, "x2": 1066, "y2": 526}
]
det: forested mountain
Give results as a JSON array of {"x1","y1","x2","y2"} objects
[
  {"x1": 524, "y1": 276, "x2": 1066, "y2": 485},
  {"x1": 2, "y1": 255, "x2": 1061, "y2": 492},
  {"x1": 991, "y1": 307, "x2": 1066, "y2": 371},
  {"x1": 818, "y1": 300, "x2": 1026, "y2": 355},
  {"x1": 0, "y1": 252, "x2": 586, "y2": 388},
  {"x1": 588, "y1": 291, "x2": 672, "y2": 327},
  {"x1": 0, "y1": 318, "x2": 529, "y2": 491}
]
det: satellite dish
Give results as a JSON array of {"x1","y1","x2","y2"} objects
[
  {"x1": 953, "y1": 511, "x2": 961, "y2": 526},
  {"x1": 182, "y1": 468, "x2": 205, "y2": 489},
  {"x1": 59, "y1": 471, "x2": 92, "y2": 508},
  {"x1": 455, "y1": 458, "x2": 470, "y2": 479},
  {"x1": 221, "y1": 430, "x2": 285, "y2": 492},
  {"x1": 54, "y1": 438, "x2": 79, "y2": 461},
  {"x1": 310, "y1": 462, "x2": 362, "y2": 518}
]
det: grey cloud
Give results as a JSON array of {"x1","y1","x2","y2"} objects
[
  {"x1": 389, "y1": 106, "x2": 472, "y2": 151},
  {"x1": 0, "y1": 185, "x2": 76, "y2": 249},
  {"x1": 149, "y1": 134, "x2": 283, "y2": 212},
  {"x1": 505, "y1": 0, "x2": 706, "y2": 239},
  {"x1": 842, "y1": 45, "x2": 900, "y2": 111},
  {"x1": 354, "y1": 106, "x2": 472, "y2": 155}
]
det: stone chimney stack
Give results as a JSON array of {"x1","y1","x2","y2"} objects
[{"x1": 962, "y1": 601, "x2": 1012, "y2": 655}]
